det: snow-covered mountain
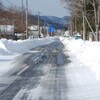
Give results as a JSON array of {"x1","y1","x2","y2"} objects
[
  {"x1": 30, "y1": 15, "x2": 70, "y2": 29},
  {"x1": 40, "y1": 16, "x2": 70, "y2": 29},
  {"x1": 41, "y1": 16, "x2": 70, "y2": 25}
]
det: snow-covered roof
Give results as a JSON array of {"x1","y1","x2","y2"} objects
[
  {"x1": 28, "y1": 25, "x2": 38, "y2": 31},
  {"x1": 0, "y1": 25, "x2": 14, "y2": 34}
]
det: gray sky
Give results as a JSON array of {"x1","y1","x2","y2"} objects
[{"x1": 2, "y1": 0, "x2": 70, "y2": 17}]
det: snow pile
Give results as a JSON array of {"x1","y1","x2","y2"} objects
[
  {"x1": 0, "y1": 40, "x2": 11, "y2": 55},
  {"x1": 0, "y1": 37, "x2": 56, "y2": 55},
  {"x1": 0, "y1": 37, "x2": 57, "y2": 76},
  {"x1": 61, "y1": 37, "x2": 100, "y2": 80}
]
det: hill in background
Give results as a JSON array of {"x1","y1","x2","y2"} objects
[
  {"x1": 40, "y1": 16, "x2": 70, "y2": 29},
  {"x1": 30, "y1": 15, "x2": 70, "y2": 29}
]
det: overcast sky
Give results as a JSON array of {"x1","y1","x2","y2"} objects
[{"x1": 2, "y1": 0, "x2": 70, "y2": 17}]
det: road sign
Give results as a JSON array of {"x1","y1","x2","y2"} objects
[{"x1": 49, "y1": 27, "x2": 55, "y2": 32}]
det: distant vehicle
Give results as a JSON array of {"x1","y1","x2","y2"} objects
[
  {"x1": 75, "y1": 35, "x2": 81, "y2": 39},
  {"x1": 75, "y1": 33, "x2": 81, "y2": 40}
]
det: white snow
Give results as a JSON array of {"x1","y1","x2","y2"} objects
[
  {"x1": 1, "y1": 36, "x2": 100, "y2": 79},
  {"x1": 1, "y1": 36, "x2": 100, "y2": 98},
  {"x1": 61, "y1": 37, "x2": 100, "y2": 80},
  {"x1": 0, "y1": 25, "x2": 14, "y2": 35},
  {"x1": 0, "y1": 36, "x2": 100, "y2": 99},
  {"x1": 0, "y1": 37, "x2": 56, "y2": 54},
  {"x1": 0, "y1": 37, "x2": 56, "y2": 77}
]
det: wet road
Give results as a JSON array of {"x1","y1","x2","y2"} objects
[
  {"x1": 0, "y1": 41, "x2": 69, "y2": 100},
  {"x1": 1, "y1": 40, "x2": 100, "y2": 100}
]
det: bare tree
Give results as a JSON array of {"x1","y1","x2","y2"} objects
[
  {"x1": 61, "y1": 0, "x2": 86, "y2": 40},
  {"x1": 61, "y1": 0, "x2": 100, "y2": 41},
  {"x1": 89, "y1": 0, "x2": 100, "y2": 41}
]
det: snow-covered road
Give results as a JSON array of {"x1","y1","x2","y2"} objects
[
  {"x1": 0, "y1": 38, "x2": 100, "y2": 100},
  {"x1": 0, "y1": 40, "x2": 69, "y2": 100}
]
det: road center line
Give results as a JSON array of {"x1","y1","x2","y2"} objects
[{"x1": 16, "y1": 66, "x2": 29, "y2": 75}]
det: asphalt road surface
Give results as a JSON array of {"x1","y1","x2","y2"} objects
[
  {"x1": 0, "y1": 40, "x2": 70, "y2": 100},
  {"x1": 0, "y1": 40, "x2": 100, "y2": 100}
]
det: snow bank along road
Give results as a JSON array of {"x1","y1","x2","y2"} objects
[{"x1": 1, "y1": 39, "x2": 100, "y2": 100}]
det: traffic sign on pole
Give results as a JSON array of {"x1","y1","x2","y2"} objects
[{"x1": 49, "y1": 27, "x2": 55, "y2": 32}]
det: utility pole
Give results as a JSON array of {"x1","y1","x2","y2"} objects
[
  {"x1": 83, "y1": 0, "x2": 86, "y2": 41},
  {"x1": 22, "y1": 0, "x2": 24, "y2": 25},
  {"x1": 26, "y1": 0, "x2": 28, "y2": 39},
  {"x1": 38, "y1": 12, "x2": 40, "y2": 38},
  {"x1": 75, "y1": 17, "x2": 77, "y2": 32},
  {"x1": 70, "y1": 22, "x2": 73, "y2": 36},
  {"x1": 84, "y1": 16, "x2": 96, "y2": 40},
  {"x1": 97, "y1": 5, "x2": 100, "y2": 41}
]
